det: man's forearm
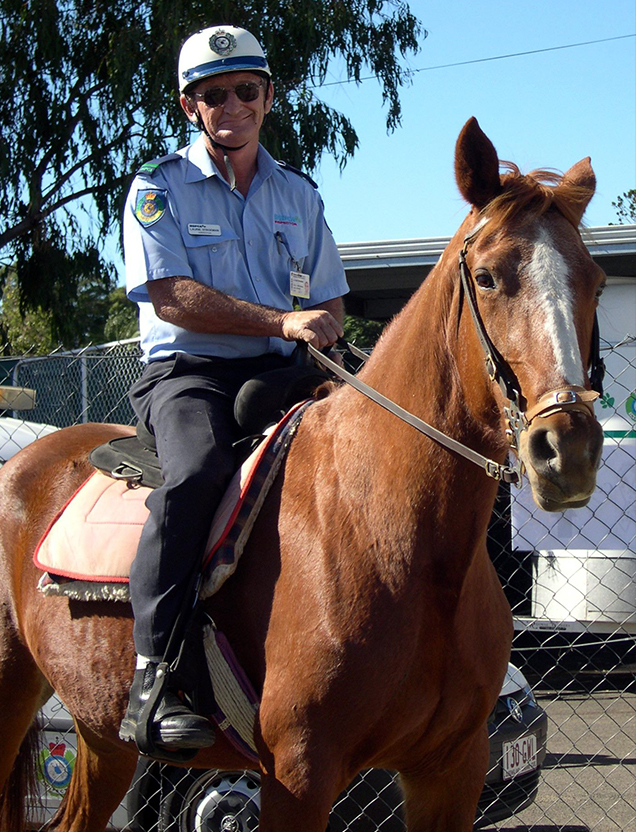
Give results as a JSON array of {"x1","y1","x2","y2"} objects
[
  {"x1": 147, "y1": 276, "x2": 288, "y2": 337},
  {"x1": 147, "y1": 276, "x2": 344, "y2": 348}
]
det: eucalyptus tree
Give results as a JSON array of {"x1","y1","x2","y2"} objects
[
  {"x1": 612, "y1": 190, "x2": 636, "y2": 224},
  {"x1": 0, "y1": 0, "x2": 424, "y2": 343}
]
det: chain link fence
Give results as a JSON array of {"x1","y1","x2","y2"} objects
[
  {"x1": 0, "y1": 339, "x2": 143, "y2": 429},
  {"x1": 1, "y1": 337, "x2": 634, "y2": 831}
]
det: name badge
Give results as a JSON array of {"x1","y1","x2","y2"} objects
[
  {"x1": 290, "y1": 270, "x2": 311, "y2": 299},
  {"x1": 188, "y1": 223, "x2": 221, "y2": 236}
]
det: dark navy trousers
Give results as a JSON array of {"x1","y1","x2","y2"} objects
[{"x1": 128, "y1": 352, "x2": 290, "y2": 660}]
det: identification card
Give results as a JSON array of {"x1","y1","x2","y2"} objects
[
  {"x1": 290, "y1": 270, "x2": 311, "y2": 299},
  {"x1": 188, "y1": 223, "x2": 221, "y2": 236}
]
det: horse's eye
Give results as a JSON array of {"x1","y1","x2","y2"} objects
[
  {"x1": 475, "y1": 270, "x2": 496, "y2": 290},
  {"x1": 595, "y1": 281, "x2": 606, "y2": 300}
]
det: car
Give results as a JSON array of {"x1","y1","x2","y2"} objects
[
  {"x1": 477, "y1": 663, "x2": 547, "y2": 827},
  {"x1": 33, "y1": 662, "x2": 547, "y2": 830},
  {"x1": 0, "y1": 416, "x2": 59, "y2": 466}
]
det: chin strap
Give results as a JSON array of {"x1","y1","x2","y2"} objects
[{"x1": 194, "y1": 113, "x2": 248, "y2": 192}]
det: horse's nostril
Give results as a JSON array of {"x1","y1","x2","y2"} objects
[{"x1": 528, "y1": 428, "x2": 558, "y2": 474}]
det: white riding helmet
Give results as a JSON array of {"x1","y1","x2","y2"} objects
[{"x1": 178, "y1": 25, "x2": 271, "y2": 93}]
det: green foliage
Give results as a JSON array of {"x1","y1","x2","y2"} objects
[
  {"x1": 0, "y1": 0, "x2": 423, "y2": 343},
  {"x1": 0, "y1": 265, "x2": 119, "y2": 355},
  {"x1": 0, "y1": 268, "x2": 57, "y2": 355},
  {"x1": 611, "y1": 190, "x2": 636, "y2": 224},
  {"x1": 103, "y1": 285, "x2": 139, "y2": 342},
  {"x1": 343, "y1": 314, "x2": 385, "y2": 349}
]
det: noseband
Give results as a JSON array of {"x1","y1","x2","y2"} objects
[{"x1": 458, "y1": 223, "x2": 604, "y2": 469}]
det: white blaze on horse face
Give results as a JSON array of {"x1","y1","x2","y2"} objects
[{"x1": 526, "y1": 225, "x2": 586, "y2": 386}]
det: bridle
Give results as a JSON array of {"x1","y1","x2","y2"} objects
[
  {"x1": 457, "y1": 221, "x2": 604, "y2": 467},
  {"x1": 309, "y1": 220, "x2": 604, "y2": 486}
]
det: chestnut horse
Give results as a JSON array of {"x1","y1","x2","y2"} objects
[{"x1": 0, "y1": 118, "x2": 604, "y2": 832}]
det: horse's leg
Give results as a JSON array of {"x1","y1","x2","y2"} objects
[
  {"x1": 258, "y1": 776, "x2": 336, "y2": 832},
  {"x1": 399, "y1": 729, "x2": 490, "y2": 832},
  {"x1": 0, "y1": 604, "x2": 51, "y2": 791},
  {"x1": 46, "y1": 722, "x2": 138, "y2": 832},
  {"x1": 0, "y1": 662, "x2": 49, "y2": 793},
  {"x1": 256, "y1": 742, "x2": 343, "y2": 832},
  {"x1": 0, "y1": 601, "x2": 53, "y2": 832},
  {"x1": 0, "y1": 668, "x2": 50, "y2": 832}
]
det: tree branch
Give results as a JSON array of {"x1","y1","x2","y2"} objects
[
  {"x1": 0, "y1": 170, "x2": 133, "y2": 250},
  {"x1": 42, "y1": 119, "x2": 140, "y2": 204},
  {"x1": 30, "y1": 80, "x2": 105, "y2": 187}
]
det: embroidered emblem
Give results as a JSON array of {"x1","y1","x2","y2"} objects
[
  {"x1": 274, "y1": 213, "x2": 301, "y2": 227},
  {"x1": 134, "y1": 190, "x2": 167, "y2": 227},
  {"x1": 210, "y1": 30, "x2": 237, "y2": 56}
]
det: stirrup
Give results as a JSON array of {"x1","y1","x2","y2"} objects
[{"x1": 134, "y1": 662, "x2": 199, "y2": 763}]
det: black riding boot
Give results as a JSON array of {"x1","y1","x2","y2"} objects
[{"x1": 119, "y1": 661, "x2": 216, "y2": 750}]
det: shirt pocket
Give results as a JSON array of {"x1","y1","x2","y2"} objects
[
  {"x1": 182, "y1": 227, "x2": 243, "y2": 295},
  {"x1": 275, "y1": 226, "x2": 309, "y2": 270}
]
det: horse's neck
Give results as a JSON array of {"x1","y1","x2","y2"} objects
[
  {"x1": 360, "y1": 239, "x2": 501, "y2": 450},
  {"x1": 323, "y1": 247, "x2": 505, "y2": 565}
]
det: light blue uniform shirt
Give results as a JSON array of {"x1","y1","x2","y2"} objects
[{"x1": 125, "y1": 135, "x2": 348, "y2": 362}]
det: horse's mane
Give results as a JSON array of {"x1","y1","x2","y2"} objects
[{"x1": 484, "y1": 161, "x2": 589, "y2": 229}]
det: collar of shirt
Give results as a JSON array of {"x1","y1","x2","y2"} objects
[{"x1": 183, "y1": 134, "x2": 281, "y2": 191}]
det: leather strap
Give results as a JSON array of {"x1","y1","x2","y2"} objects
[
  {"x1": 308, "y1": 344, "x2": 520, "y2": 484},
  {"x1": 525, "y1": 386, "x2": 599, "y2": 423}
]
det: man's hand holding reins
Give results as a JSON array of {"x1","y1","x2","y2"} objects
[
  {"x1": 147, "y1": 277, "x2": 344, "y2": 352},
  {"x1": 280, "y1": 308, "x2": 343, "y2": 350}
]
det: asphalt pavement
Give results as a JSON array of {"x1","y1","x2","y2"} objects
[{"x1": 483, "y1": 679, "x2": 636, "y2": 832}]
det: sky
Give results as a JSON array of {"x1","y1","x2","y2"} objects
[
  {"x1": 310, "y1": 0, "x2": 636, "y2": 244},
  {"x1": 109, "y1": 0, "x2": 635, "y2": 280}
]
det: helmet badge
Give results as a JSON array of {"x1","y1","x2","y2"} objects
[{"x1": 210, "y1": 30, "x2": 237, "y2": 56}]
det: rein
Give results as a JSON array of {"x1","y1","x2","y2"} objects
[
  {"x1": 309, "y1": 222, "x2": 603, "y2": 486},
  {"x1": 308, "y1": 343, "x2": 520, "y2": 484}
]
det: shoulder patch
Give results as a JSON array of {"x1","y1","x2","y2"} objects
[
  {"x1": 134, "y1": 189, "x2": 167, "y2": 227},
  {"x1": 276, "y1": 160, "x2": 318, "y2": 189},
  {"x1": 137, "y1": 153, "x2": 182, "y2": 178}
]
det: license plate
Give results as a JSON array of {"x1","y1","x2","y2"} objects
[{"x1": 502, "y1": 734, "x2": 538, "y2": 780}]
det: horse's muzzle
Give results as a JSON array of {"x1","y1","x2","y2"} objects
[{"x1": 520, "y1": 406, "x2": 604, "y2": 512}]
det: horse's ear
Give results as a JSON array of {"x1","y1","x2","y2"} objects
[
  {"x1": 555, "y1": 157, "x2": 596, "y2": 225},
  {"x1": 454, "y1": 117, "x2": 502, "y2": 209}
]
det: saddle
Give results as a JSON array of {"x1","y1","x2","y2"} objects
[
  {"x1": 36, "y1": 363, "x2": 330, "y2": 592},
  {"x1": 88, "y1": 363, "x2": 329, "y2": 489}
]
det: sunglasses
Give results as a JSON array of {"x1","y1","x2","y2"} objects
[{"x1": 189, "y1": 80, "x2": 265, "y2": 108}]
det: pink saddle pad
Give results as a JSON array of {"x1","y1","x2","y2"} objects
[{"x1": 34, "y1": 402, "x2": 309, "y2": 589}]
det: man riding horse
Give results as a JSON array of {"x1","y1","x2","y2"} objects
[{"x1": 119, "y1": 24, "x2": 348, "y2": 753}]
